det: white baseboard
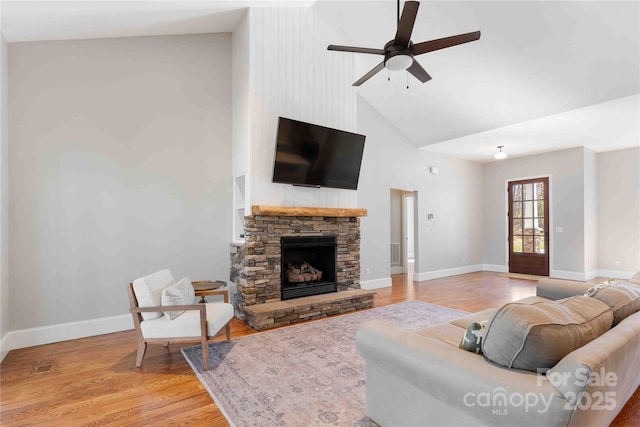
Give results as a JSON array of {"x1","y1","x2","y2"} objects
[
  {"x1": 584, "y1": 270, "x2": 599, "y2": 281},
  {"x1": 482, "y1": 264, "x2": 508, "y2": 273},
  {"x1": 0, "y1": 332, "x2": 9, "y2": 363},
  {"x1": 361, "y1": 277, "x2": 392, "y2": 290},
  {"x1": 3, "y1": 314, "x2": 133, "y2": 353},
  {"x1": 413, "y1": 264, "x2": 483, "y2": 282},
  {"x1": 390, "y1": 266, "x2": 405, "y2": 275},
  {"x1": 550, "y1": 270, "x2": 590, "y2": 281},
  {"x1": 597, "y1": 269, "x2": 636, "y2": 280}
]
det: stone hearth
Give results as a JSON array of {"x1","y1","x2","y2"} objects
[{"x1": 230, "y1": 206, "x2": 371, "y2": 329}]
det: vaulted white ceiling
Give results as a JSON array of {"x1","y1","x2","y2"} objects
[{"x1": 2, "y1": 0, "x2": 638, "y2": 162}]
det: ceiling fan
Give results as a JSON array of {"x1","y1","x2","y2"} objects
[{"x1": 327, "y1": 0, "x2": 481, "y2": 86}]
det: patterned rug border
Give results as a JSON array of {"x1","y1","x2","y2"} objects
[{"x1": 182, "y1": 300, "x2": 468, "y2": 426}]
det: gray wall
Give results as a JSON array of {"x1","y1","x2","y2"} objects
[
  {"x1": 597, "y1": 147, "x2": 640, "y2": 273},
  {"x1": 483, "y1": 147, "x2": 587, "y2": 277},
  {"x1": 482, "y1": 146, "x2": 640, "y2": 279},
  {"x1": 357, "y1": 97, "x2": 484, "y2": 285},
  {"x1": 1, "y1": 34, "x2": 8, "y2": 347},
  {"x1": 8, "y1": 34, "x2": 232, "y2": 330}
]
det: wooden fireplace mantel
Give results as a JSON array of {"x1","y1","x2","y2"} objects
[{"x1": 251, "y1": 205, "x2": 367, "y2": 218}]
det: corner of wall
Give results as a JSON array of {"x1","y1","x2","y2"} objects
[{"x1": 0, "y1": 32, "x2": 10, "y2": 360}]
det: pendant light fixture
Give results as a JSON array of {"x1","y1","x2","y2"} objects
[{"x1": 494, "y1": 146, "x2": 507, "y2": 160}]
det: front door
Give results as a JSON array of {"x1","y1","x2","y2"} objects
[{"x1": 508, "y1": 178, "x2": 549, "y2": 276}]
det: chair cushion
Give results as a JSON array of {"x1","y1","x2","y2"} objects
[
  {"x1": 481, "y1": 296, "x2": 613, "y2": 371},
  {"x1": 140, "y1": 302, "x2": 234, "y2": 339},
  {"x1": 132, "y1": 269, "x2": 175, "y2": 320},
  {"x1": 587, "y1": 282, "x2": 640, "y2": 325},
  {"x1": 161, "y1": 276, "x2": 196, "y2": 320}
]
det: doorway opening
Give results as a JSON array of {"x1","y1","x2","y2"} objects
[{"x1": 390, "y1": 189, "x2": 416, "y2": 276}]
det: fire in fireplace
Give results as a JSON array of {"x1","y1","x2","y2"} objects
[{"x1": 280, "y1": 236, "x2": 337, "y2": 300}]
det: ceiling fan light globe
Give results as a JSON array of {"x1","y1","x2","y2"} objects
[
  {"x1": 494, "y1": 151, "x2": 507, "y2": 160},
  {"x1": 385, "y1": 54, "x2": 413, "y2": 71}
]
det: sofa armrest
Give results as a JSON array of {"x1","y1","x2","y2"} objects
[{"x1": 536, "y1": 279, "x2": 593, "y2": 300}]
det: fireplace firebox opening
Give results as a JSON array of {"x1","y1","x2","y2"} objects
[{"x1": 280, "y1": 236, "x2": 337, "y2": 300}]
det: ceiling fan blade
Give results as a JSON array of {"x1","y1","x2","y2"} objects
[
  {"x1": 407, "y1": 60, "x2": 432, "y2": 83},
  {"x1": 353, "y1": 61, "x2": 385, "y2": 86},
  {"x1": 412, "y1": 31, "x2": 481, "y2": 55},
  {"x1": 394, "y1": 1, "x2": 420, "y2": 48},
  {"x1": 328, "y1": 45, "x2": 385, "y2": 55}
]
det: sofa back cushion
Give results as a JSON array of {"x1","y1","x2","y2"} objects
[
  {"x1": 132, "y1": 269, "x2": 176, "y2": 320},
  {"x1": 481, "y1": 296, "x2": 613, "y2": 372},
  {"x1": 587, "y1": 282, "x2": 640, "y2": 325}
]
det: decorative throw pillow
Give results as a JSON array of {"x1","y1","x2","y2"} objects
[
  {"x1": 459, "y1": 321, "x2": 487, "y2": 354},
  {"x1": 584, "y1": 282, "x2": 614, "y2": 297},
  {"x1": 132, "y1": 269, "x2": 176, "y2": 320},
  {"x1": 481, "y1": 296, "x2": 613, "y2": 372},
  {"x1": 587, "y1": 282, "x2": 640, "y2": 325},
  {"x1": 161, "y1": 276, "x2": 195, "y2": 320}
]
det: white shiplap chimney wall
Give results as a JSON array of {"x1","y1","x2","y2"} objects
[{"x1": 240, "y1": 7, "x2": 358, "y2": 209}]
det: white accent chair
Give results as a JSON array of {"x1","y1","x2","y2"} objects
[{"x1": 127, "y1": 269, "x2": 234, "y2": 370}]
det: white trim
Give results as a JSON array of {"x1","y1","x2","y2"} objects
[
  {"x1": 584, "y1": 270, "x2": 598, "y2": 281},
  {"x1": 0, "y1": 333, "x2": 9, "y2": 363},
  {"x1": 390, "y1": 266, "x2": 405, "y2": 275},
  {"x1": 414, "y1": 264, "x2": 483, "y2": 281},
  {"x1": 4, "y1": 314, "x2": 133, "y2": 352},
  {"x1": 550, "y1": 270, "x2": 590, "y2": 281},
  {"x1": 597, "y1": 269, "x2": 636, "y2": 280},
  {"x1": 482, "y1": 264, "x2": 508, "y2": 273},
  {"x1": 361, "y1": 277, "x2": 392, "y2": 290}
]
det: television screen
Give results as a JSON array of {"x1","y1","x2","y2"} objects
[{"x1": 272, "y1": 117, "x2": 366, "y2": 190}]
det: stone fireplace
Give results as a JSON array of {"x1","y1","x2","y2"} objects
[{"x1": 230, "y1": 206, "x2": 375, "y2": 330}]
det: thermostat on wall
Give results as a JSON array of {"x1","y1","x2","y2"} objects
[{"x1": 429, "y1": 166, "x2": 439, "y2": 174}]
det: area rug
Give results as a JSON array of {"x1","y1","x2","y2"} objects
[{"x1": 182, "y1": 300, "x2": 467, "y2": 427}]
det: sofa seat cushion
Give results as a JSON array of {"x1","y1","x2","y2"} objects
[
  {"x1": 140, "y1": 302, "x2": 234, "y2": 339},
  {"x1": 587, "y1": 282, "x2": 640, "y2": 325},
  {"x1": 416, "y1": 323, "x2": 465, "y2": 348},
  {"x1": 450, "y1": 308, "x2": 496, "y2": 329},
  {"x1": 133, "y1": 269, "x2": 176, "y2": 320},
  {"x1": 482, "y1": 296, "x2": 613, "y2": 371}
]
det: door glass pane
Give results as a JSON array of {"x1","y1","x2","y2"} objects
[
  {"x1": 524, "y1": 183, "x2": 534, "y2": 201},
  {"x1": 535, "y1": 182, "x2": 545, "y2": 200},
  {"x1": 523, "y1": 218, "x2": 534, "y2": 235},
  {"x1": 537, "y1": 218, "x2": 545, "y2": 232},
  {"x1": 524, "y1": 201, "x2": 534, "y2": 218},
  {"x1": 523, "y1": 236, "x2": 534, "y2": 253},
  {"x1": 512, "y1": 219, "x2": 523, "y2": 236},
  {"x1": 534, "y1": 237, "x2": 545, "y2": 254},
  {"x1": 513, "y1": 236, "x2": 523, "y2": 253},
  {"x1": 534, "y1": 225, "x2": 545, "y2": 236},
  {"x1": 513, "y1": 184, "x2": 523, "y2": 201},
  {"x1": 512, "y1": 202, "x2": 522, "y2": 218},
  {"x1": 536, "y1": 200, "x2": 544, "y2": 218}
]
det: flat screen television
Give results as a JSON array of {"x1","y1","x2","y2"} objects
[{"x1": 272, "y1": 117, "x2": 366, "y2": 190}]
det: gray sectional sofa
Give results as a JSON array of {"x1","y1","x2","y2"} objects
[{"x1": 356, "y1": 277, "x2": 640, "y2": 427}]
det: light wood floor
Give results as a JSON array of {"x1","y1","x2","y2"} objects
[{"x1": 1, "y1": 271, "x2": 638, "y2": 426}]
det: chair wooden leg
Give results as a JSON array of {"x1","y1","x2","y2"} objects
[
  {"x1": 136, "y1": 341, "x2": 147, "y2": 368},
  {"x1": 225, "y1": 323, "x2": 231, "y2": 342},
  {"x1": 202, "y1": 339, "x2": 209, "y2": 371}
]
